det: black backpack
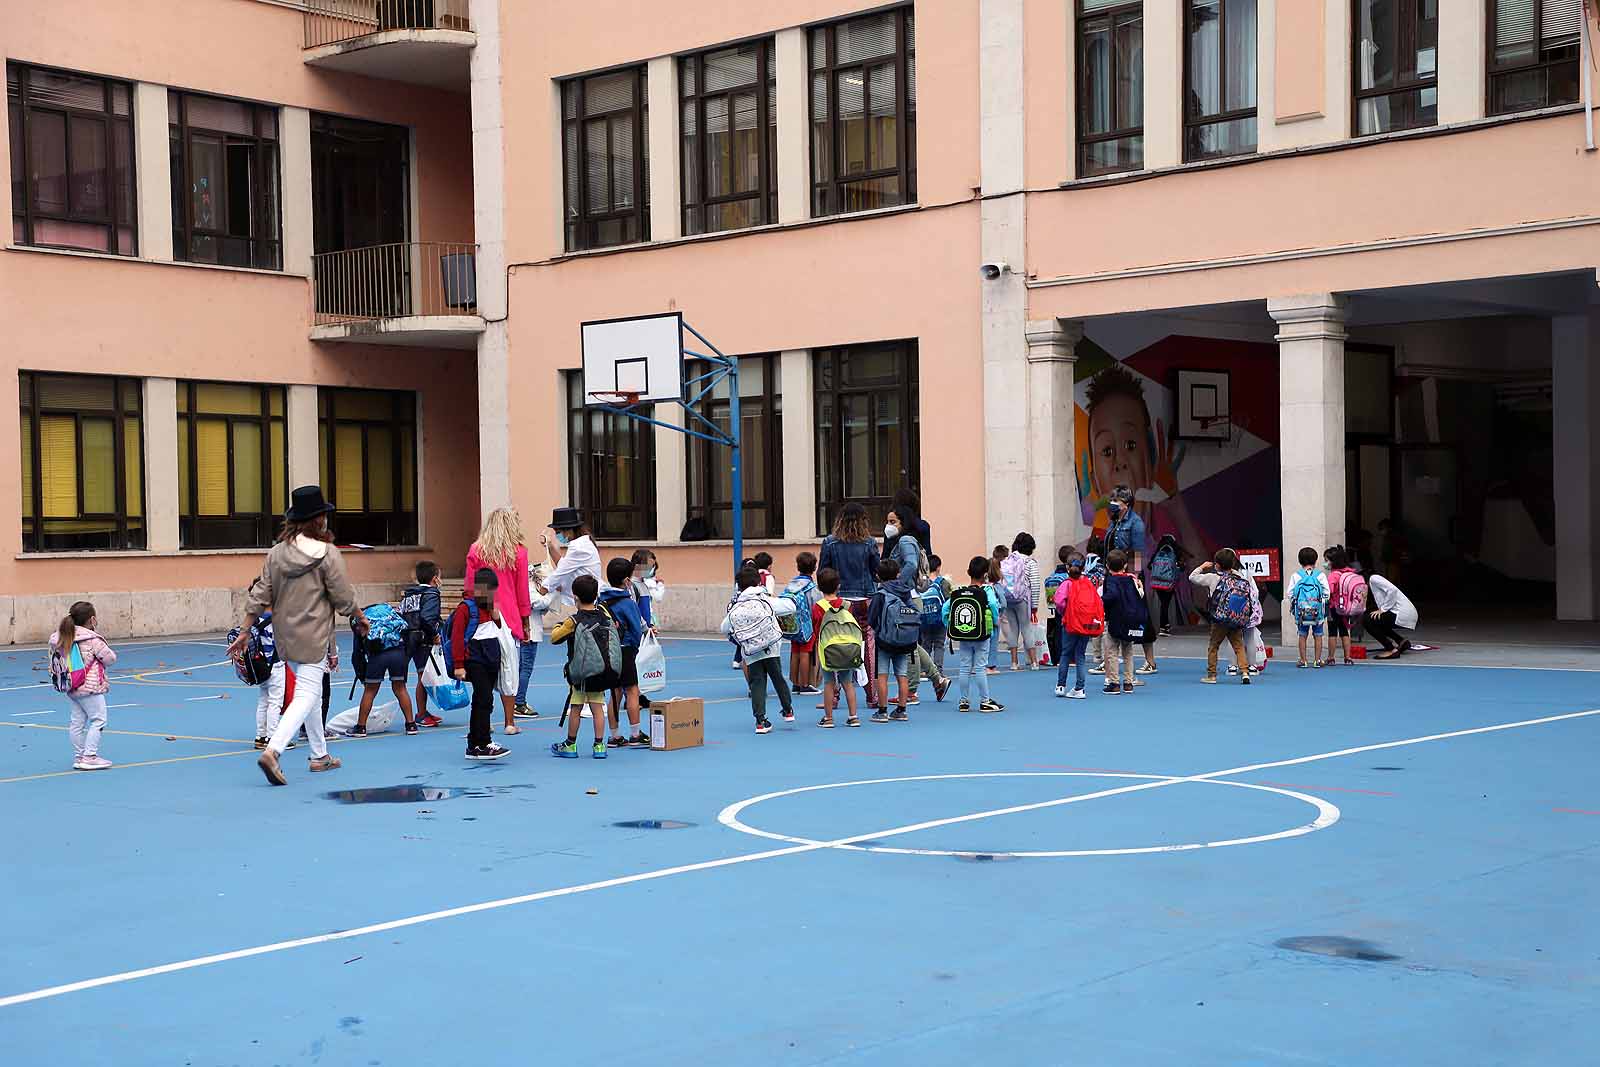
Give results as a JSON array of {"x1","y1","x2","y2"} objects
[{"x1": 1102, "y1": 574, "x2": 1150, "y2": 641}]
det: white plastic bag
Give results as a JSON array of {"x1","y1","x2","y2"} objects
[
  {"x1": 420, "y1": 646, "x2": 448, "y2": 689},
  {"x1": 637, "y1": 632, "x2": 667, "y2": 694},
  {"x1": 326, "y1": 701, "x2": 397, "y2": 735},
  {"x1": 497, "y1": 624, "x2": 519, "y2": 696}
]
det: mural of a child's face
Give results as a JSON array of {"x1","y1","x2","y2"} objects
[{"x1": 1089, "y1": 392, "x2": 1151, "y2": 499}]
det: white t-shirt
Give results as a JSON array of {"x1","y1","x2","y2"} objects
[
  {"x1": 1367, "y1": 574, "x2": 1418, "y2": 630},
  {"x1": 544, "y1": 534, "x2": 603, "y2": 604}
]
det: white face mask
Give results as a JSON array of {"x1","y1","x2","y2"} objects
[{"x1": 884, "y1": 523, "x2": 900, "y2": 539}]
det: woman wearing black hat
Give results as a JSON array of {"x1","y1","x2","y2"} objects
[
  {"x1": 228, "y1": 486, "x2": 369, "y2": 786},
  {"x1": 542, "y1": 506, "x2": 603, "y2": 605}
]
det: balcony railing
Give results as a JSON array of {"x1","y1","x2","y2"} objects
[
  {"x1": 312, "y1": 242, "x2": 478, "y2": 325},
  {"x1": 304, "y1": 0, "x2": 472, "y2": 49}
]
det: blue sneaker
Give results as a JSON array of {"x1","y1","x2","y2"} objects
[
  {"x1": 592, "y1": 741, "x2": 608, "y2": 759},
  {"x1": 550, "y1": 740, "x2": 578, "y2": 758}
]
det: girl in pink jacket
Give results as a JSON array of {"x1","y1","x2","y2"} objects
[{"x1": 50, "y1": 601, "x2": 118, "y2": 771}]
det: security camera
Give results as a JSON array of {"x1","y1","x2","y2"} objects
[{"x1": 979, "y1": 261, "x2": 1010, "y2": 280}]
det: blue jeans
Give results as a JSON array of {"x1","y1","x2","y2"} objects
[
  {"x1": 954, "y1": 640, "x2": 991, "y2": 703},
  {"x1": 987, "y1": 626, "x2": 1001, "y2": 667},
  {"x1": 1056, "y1": 632, "x2": 1089, "y2": 692},
  {"x1": 515, "y1": 640, "x2": 539, "y2": 705}
]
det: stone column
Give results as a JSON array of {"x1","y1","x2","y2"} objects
[
  {"x1": 1142, "y1": 1, "x2": 1183, "y2": 168},
  {"x1": 286, "y1": 385, "x2": 320, "y2": 490},
  {"x1": 133, "y1": 84, "x2": 174, "y2": 263},
  {"x1": 779, "y1": 348, "x2": 816, "y2": 537},
  {"x1": 279, "y1": 107, "x2": 314, "y2": 277},
  {"x1": 1025, "y1": 319, "x2": 1084, "y2": 552},
  {"x1": 1552, "y1": 310, "x2": 1600, "y2": 620},
  {"x1": 142, "y1": 378, "x2": 180, "y2": 552},
  {"x1": 1436, "y1": 0, "x2": 1487, "y2": 125},
  {"x1": 646, "y1": 56, "x2": 681, "y2": 242},
  {"x1": 775, "y1": 28, "x2": 810, "y2": 224},
  {"x1": 1269, "y1": 293, "x2": 1349, "y2": 643}
]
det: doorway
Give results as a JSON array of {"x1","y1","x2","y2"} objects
[{"x1": 311, "y1": 113, "x2": 410, "y2": 316}]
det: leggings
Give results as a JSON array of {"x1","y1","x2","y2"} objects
[
  {"x1": 1156, "y1": 589, "x2": 1175, "y2": 629},
  {"x1": 1365, "y1": 611, "x2": 1410, "y2": 650}
]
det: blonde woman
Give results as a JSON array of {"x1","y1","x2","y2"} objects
[{"x1": 465, "y1": 506, "x2": 534, "y2": 730}]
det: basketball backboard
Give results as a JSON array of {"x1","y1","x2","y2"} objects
[{"x1": 580, "y1": 312, "x2": 685, "y2": 403}]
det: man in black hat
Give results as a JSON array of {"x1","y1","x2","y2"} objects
[{"x1": 542, "y1": 506, "x2": 602, "y2": 605}]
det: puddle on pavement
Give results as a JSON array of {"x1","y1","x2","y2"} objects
[
  {"x1": 1275, "y1": 936, "x2": 1400, "y2": 962},
  {"x1": 325, "y1": 784, "x2": 536, "y2": 804},
  {"x1": 611, "y1": 819, "x2": 695, "y2": 829}
]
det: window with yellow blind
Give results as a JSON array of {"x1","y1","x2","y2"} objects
[
  {"x1": 19, "y1": 372, "x2": 144, "y2": 551},
  {"x1": 317, "y1": 389, "x2": 418, "y2": 546},
  {"x1": 177, "y1": 382, "x2": 287, "y2": 549}
]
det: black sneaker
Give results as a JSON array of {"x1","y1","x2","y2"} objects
[
  {"x1": 1102, "y1": 684, "x2": 1120, "y2": 695},
  {"x1": 754, "y1": 719, "x2": 773, "y2": 734},
  {"x1": 781, "y1": 709, "x2": 796, "y2": 723},
  {"x1": 1241, "y1": 674, "x2": 1252, "y2": 685},
  {"x1": 979, "y1": 699, "x2": 1005, "y2": 713},
  {"x1": 404, "y1": 722, "x2": 419, "y2": 735},
  {"x1": 933, "y1": 677, "x2": 952, "y2": 703},
  {"x1": 466, "y1": 743, "x2": 509, "y2": 761},
  {"x1": 513, "y1": 704, "x2": 539, "y2": 718},
  {"x1": 1120, "y1": 683, "x2": 1133, "y2": 695},
  {"x1": 870, "y1": 709, "x2": 891, "y2": 724},
  {"x1": 888, "y1": 708, "x2": 909, "y2": 722},
  {"x1": 628, "y1": 731, "x2": 650, "y2": 747},
  {"x1": 608, "y1": 734, "x2": 629, "y2": 749},
  {"x1": 349, "y1": 724, "x2": 368, "y2": 737},
  {"x1": 958, "y1": 699, "x2": 971, "y2": 713}
]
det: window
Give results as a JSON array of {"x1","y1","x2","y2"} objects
[
  {"x1": 809, "y1": 8, "x2": 916, "y2": 217},
  {"x1": 169, "y1": 92, "x2": 282, "y2": 270},
  {"x1": 1488, "y1": 0, "x2": 1582, "y2": 114},
  {"x1": 684, "y1": 354, "x2": 782, "y2": 538},
  {"x1": 813, "y1": 341, "x2": 919, "y2": 534},
  {"x1": 565, "y1": 373, "x2": 656, "y2": 540},
  {"x1": 19, "y1": 372, "x2": 144, "y2": 552},
  {"x1": 1185, "y1": 0, "x2": 1257, "y2": 160},
  {"x1": 681, "y1": 41, "x2": 777, "y2": 235},
  {"x1": 1353, "y1": 0, "x2": 1438, "y2": 134},
  {"x1": 562, "y1": 68, "x2": 649, "y2": 251},
  {"x1": 317, "y1": 389, "x2": 418, "y2": 546},
  {"x1": 7, "y1": 63, "x2": 136, "y2": 255},
  {"x1": 1078, "y1": 1, "x2": 1145, "y2": 176},
  {"x1": 177, "y1": 382, "x2": 287, "y2": 549}
]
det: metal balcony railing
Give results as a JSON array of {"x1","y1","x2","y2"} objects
[
  {"x1": 304, "y1": 0, "x2": 472, "y2": 49},
  {"x1": 312, "y1": 242, "x2": 478, "y2": 325}
]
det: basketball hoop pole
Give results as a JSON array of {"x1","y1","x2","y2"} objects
[{"x1": 683, "y1": 321, "x2": 743, "y2": 573}]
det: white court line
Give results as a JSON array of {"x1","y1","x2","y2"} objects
[
  {"x1": 184, "y1": 695, "x2": 225, "y2": 702},
  {"x1": 106, "y1": 704, "x2": 138, "y2": 709},
  {"x1": 2, "y1": 637, "x2": 229, "y2": 654},
  {"x1": 2, "y1": 705, "x2": 1596, "y2": 1010},
  {"x1": 9, "y1": 710, "x2": 55, "y2": 718}
]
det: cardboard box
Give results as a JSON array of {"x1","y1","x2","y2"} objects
[{"x1": 650, "y1": 697, "x2": 704, "y2": 751}]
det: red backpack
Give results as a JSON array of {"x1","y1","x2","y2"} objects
[
  {"x1": 1061, "y1": 579, "x2": 1105, "y2": 637},
  {"x1": 1330, "y1": 569, "x2": 1368, "y2": 617}
]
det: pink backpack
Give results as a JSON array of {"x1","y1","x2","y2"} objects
[{"x1": 1330, "y1": 570, "x2": 1368, "y2": 617}]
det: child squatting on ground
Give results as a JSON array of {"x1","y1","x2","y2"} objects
[{"x1": 50, "y1": 601, "x2": 118, "y2": 771}]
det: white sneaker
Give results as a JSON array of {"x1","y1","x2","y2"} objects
[
  {"x1": 1088, "y1": 666, "x2": 1105, "y2": 675},
  {"x1": 1054, "y1": 685, "x2": 1067, "y2": 697},
  {"x1": 1135, "y1": 664, "x2": 1158, "y2": 675},
  {"x1": 78, "y1": 755, "x2": 112, "y2": 770},
  {"x1": 1067, "y1": 689, "x2": 1087, "y2": 700}
]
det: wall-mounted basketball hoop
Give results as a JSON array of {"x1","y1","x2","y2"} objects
[{"x1": 579, "y1": 312, "x2": 745, "y2": 574}]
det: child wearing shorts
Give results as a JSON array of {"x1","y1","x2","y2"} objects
[{"x1": 1287, "y1": 547, "x2": 1331, "y2": 668}]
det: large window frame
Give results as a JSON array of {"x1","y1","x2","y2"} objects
[
  {"x1": 19, "y1": 372, "x2": 145, "y2": 553},
  {"x1": 813, "y1": 341, "x2": 920, "y2": 535},
  {"x1": 680, "y1": 40, "x2": 777, "y2": 236},
  {"x1": 561, "y1": 67, "x2": 649, "y2": 252},
  {"x1": 565, "y1": 373, "x2": 657, "y2": 541},
  {"x1": 809, "y1": 7, "x2": 917, "y2": 218},
  {"x1": 169, "y1": 91, "x2": 282, "y2": 270},
  {"x1": 317, "y1": 389, "x2": 418, "y2": 547},
  {"x1": 1352, "y1": 0, "x2": 1439, "y2": 135},
  {"x1": 684, "y1": 354, "x2": 782, "y2": 539},
  {"x1": 1184, "y1": 0, "x2": 1258, "y2": 161},
  {"x1": 1077, "y1": 0, "x2": 1146, "y2": 177},
  {"x1": 178, "y1": 382, "x2": 287, "y2": 550},
  {"x1": 7, "y1": 62, "x2": 137, "y2": 255},
  {"x1": 1486, "y1": 0, "x2": 1583, "y2": 115}
]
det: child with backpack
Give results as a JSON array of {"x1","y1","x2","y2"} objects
[
  {"x1": 1191, "y1": 549, "x2": 1252, "y2": 685},
  {"x1": 905, "y1": 554, "x2": 953, "y2": 705},
  {"x1": 399, "y1": 561, "x2": 445, "y2": 728},
  {"x1": 1100, "y1": 551, "x2": 1150, "y2": 695},
  {"x1": 722, "y1": 566, "x2": 798, "y2": 733},
  {"x1": 1287, "y1": 547, "x2": 1332, "y2": 669},
  {"x1": 1082, "y1": 536, "x2": 1109, "y2": 677},
  {"x1": 351, "y1": 599, "x2": 419, "y2": 736},
  {"x1": 1323, "y1": 545, "x2": 1366, "y2": 665},
  {"x1": 985, "y1": 548, "x2": 1007, "y2": 675},
  {"x1": 944, "y1": 556, "x2": 1007, "y2": 713},
  {"x1": 598, "y1": 557, "x2": 649, "y2": 749},
  {"x1": 1043, "y1": 546, "x2": 1073, "y2": 669},
  {"x1": 868, "y1": 558, "x2": 922, "y2": 722},
  {"x1": 784, "y1": 551, "x2": 822, "y2": 695},
  {"x1": 812, "y1": 568, "x2": 864, "y2": 728},
  {"x1": 229, "y1": 582, "x2": 286, "y2": 749},
  {"x1": 1227, "y1": 562, "x2": 1268, "y2": 677},
  {"x1": 1052, "y1": 554, "x2": 1105, "y2": 699},
  {"x1": 549, "y1": 573, "x2": 622, "y2": 758},
  {"x1": 448, "y1": 569, "x2": 511, "y2": 761},
  {"x1": 1148, "y1": 534, "x2": 1185, "y2": 636},
  {"x1": 998, "y1": 534, "x2": 1043, "y2": 671},
  {"x1": 50, "y1": 601, "x2": 117, "y2": 771}
]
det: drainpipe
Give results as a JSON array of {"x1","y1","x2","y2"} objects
[{"x1": 1585, "y1": 0, "x2": 1596, "y2": 151}]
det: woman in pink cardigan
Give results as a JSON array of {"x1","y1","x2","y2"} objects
[{"x1": 465, "y1": 507, "x2": 534, "y2": 732}]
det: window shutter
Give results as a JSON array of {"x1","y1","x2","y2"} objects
[
  {"x1": 232, "y1": 421, "x2": 263, "y2": 513},
  {"x1": 1543, "y1": 0, "x2": 1583, "y2": 46},
  {"x1": 196, "y1": 420, "x2": 229, "y2": 515},
  {"x1": 80, "y1": 418, "x2": 116, "y2": 515},
  {"x1": 269, "y1": 420, "x2": 286, "y2": 515},
  {"x1": 367, "y1": 426, "x2": 395, "y2": 512},
  {"x1": 177, "y1": 416, "x2": 191, "y2": 516},
  {"x1": 39, "y1": 415, "x2": 77, "y2": 518},
  {"x1": 335, "y1": 424, "x2": 364, "y2": 510},
  {"x1": 124, "y1": 415, "x2": 142, "y2": 518},
  {"x1": 20, "y1": 413, "x2": 34, "y2": 518},
  {"x1": 1496, "y1": 0, "x2": 1538, "y2": 50}
]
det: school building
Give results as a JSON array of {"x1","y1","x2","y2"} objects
[{"x1": 3, "y1": 0, "x2": 1598, "y2": 641}]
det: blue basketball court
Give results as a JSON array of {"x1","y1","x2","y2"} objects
[{"x1": 2, "y1": 634, "x2": 1597, "y2": 1065}]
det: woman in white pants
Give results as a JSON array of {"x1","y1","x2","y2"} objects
[{"x1": 228, "y1": 486, "x2": 367, "y2": 786}]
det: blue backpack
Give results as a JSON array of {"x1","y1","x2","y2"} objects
[
  {"x1": 1149, "y1": 544, "x2": 1179, "y2": 591},
  {"x1": 361, "y1": 603, "x2": 408, "y2": 653},
  {"x1": 876, "y1": 586, "x2": 924, "y2": 650},
  {"x1": 440, "y1": 599, "x2": 479, "y2": 673},
  {"x1": 915, "y1": 576, "x2": 947, "y2": 630},
  {"x1": 1291, "y1": 571, "x2": 1327, "y2": 624},
  {"x1": 1209, "y1": 572, "x2": 1254, "y2": 630},
  {"x1": 780, "y1": 575, "x2": 817, "y2": 643}
]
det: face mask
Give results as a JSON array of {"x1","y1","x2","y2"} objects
[
  {"x1": 642, "y1": 566, "x2": 657, "y2": 579},
  {"x1": 1108, "y1": 502, "x2": 1122, "y2": 517},
  {"x1": 884, "y1": 523, "x2": 900, "y2": 539},
  {"x1": 554, "y1": 532, "x2": 570, "y2": 547}
]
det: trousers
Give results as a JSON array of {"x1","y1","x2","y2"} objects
[
  {"x1": 68, "y1": 692, "x2": 108, "y2": 758},
  {"x1": 953, "y1": 640, "x2": 991, "y2": 703},
  {"x1": 255, "y1": 661, "x2": 286, "y2": 737},
  {"x1": 745, "y1": 655, "x2": 792, "y2": 723},
  {"x1": 270, "y1": 661, "x2": 329, "y2": 759}
]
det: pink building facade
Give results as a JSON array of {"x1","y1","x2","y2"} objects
[{"x1": 4, "y1": 0, "x2": 1598, "y2": 641}]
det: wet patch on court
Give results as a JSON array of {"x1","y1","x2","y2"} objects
[
  {"x1": 611, "y1": 819, "x2": 695, "y2": 829},
  {"x1": 1275, "y1": 936, "x2": 1401, "y2": 962},
  {"x1": 324, "y1": 784, "x2": 536, "y2": 804}
]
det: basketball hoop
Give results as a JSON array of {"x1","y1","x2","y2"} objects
[
  {"x1": 588, "y1": 391, "x2": 641, "y2": 409},
  {"x1": 1194, "y1": 414, "x2": 1233, "y2": 443}
]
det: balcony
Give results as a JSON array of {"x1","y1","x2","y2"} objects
[
  {"x1": 303, "y1": 1, "x2": 474, "y2": 91},
  {"x1": 311, "y1": 241, "x2": 484, "y2": 349}
]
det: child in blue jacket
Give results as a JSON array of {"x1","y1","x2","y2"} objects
[{"x1": 598, "y1": 556, "x2": 648, "y2": 748}]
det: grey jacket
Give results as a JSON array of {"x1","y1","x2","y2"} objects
[{"x1": 245, "y1": 535, "x2": 360, "y2": 665}]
